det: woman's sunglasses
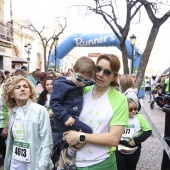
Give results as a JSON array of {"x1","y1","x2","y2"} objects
[
  {"x1": 129, "y1": 108, "x2": 138, "y2": 112},
  {"x1": 74, "y1": 71, "x2": 91, "y2": 84},
  {"x1": 95, "y1": 65, "x2": 112, "y2": 76}
]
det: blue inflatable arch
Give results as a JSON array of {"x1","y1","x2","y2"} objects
[{"x1": 49, "y1": 33, "x2": 144, "y2": 98}]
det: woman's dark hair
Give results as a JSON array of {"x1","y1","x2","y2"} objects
[
  {"x1": 38, "y1": 77, "x2": 54, "y2": 106},
  {"x1": 4, "y1": 70, "x2": 10, "y2": 76},
  {"x1": 0, "y1": 71, "x2": 5, "y2": 83},
  {"x1": 47, "y1": 71, "x2": 57, "y2": 79}
]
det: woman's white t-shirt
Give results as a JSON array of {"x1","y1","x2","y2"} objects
[
  {"x1": 10, "y1": 107, "x2": 26, "y2": 170},
  {"x1": 76, "y1": 86, "x2": 128, "y2": 167}
]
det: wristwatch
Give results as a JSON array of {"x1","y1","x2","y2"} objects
[{"x1": 79, "y1": 132, "x2": 85, "y2": 143}]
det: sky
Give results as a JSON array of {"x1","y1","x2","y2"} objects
[{"x1": 10, "y1": 0, "x2": 170, "y2": 75}]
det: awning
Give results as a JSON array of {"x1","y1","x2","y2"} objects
[{"x1": 12, "y1": 57, "x2": 28, "y2": 63}]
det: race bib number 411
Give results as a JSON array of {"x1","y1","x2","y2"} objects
[{"x1": 12, "y1": 141, "x2": 30, "y2": 162}]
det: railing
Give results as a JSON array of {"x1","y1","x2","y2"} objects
[{"x1": 0, "y1": 22, "x2": 13, "y2": 42}]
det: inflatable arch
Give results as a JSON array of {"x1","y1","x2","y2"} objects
[{"x1": 49, "y1": 33, "x2": 144, "y2": 98}]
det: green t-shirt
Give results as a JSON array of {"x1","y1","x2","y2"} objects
[
  {"x1": 165, "y1": 78, "x2": 169, "y2": 92},
  {"x1": 0, "y1": 87, "x2": 8, "y2": 128}
]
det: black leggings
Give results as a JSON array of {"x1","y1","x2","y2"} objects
[
  {"x1": 115, "y1": 146, "x2": 141, "y2": 170},
  {"x1": 0, "y1": 128, "x2": 6, "y2": 159}
]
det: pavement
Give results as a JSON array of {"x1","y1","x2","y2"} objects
[
  {"x1": 0, "y1": 93, "x2": 166, "y2": 170},
  {"x1": 136, "y1": 93, "x2": 165, "y2": 170}
]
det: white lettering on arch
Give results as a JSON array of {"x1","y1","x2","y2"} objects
[{"x1": 74, "y1": 35, "x2": 115, "y2": 47}]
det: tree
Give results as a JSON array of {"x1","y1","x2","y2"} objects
[
  {"x1": 135, "y1": 0, "x2": 170, "y2": 90},
  {"x1": 27, "y1": 17, "x2": 67, "y2": 72},
  {"x1": 81, "y1": 0, "x2": 143, "y2": 74},
  {"x1": 77, "y1": 0, "x2": 170, "y2": 89}
]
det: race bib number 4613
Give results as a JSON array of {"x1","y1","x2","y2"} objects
[{"x1": 12, "y1": 141, "x2": 30, "y2": 162}]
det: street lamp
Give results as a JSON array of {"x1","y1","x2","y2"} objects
[
  {"x1": 130, "y1": 34, "x2": 136, "y2": 74},
  {"x1": 24, "y1": 42, "x2": 32, "y2": 71},
  {"x1": 53, "y1": 35, "x2": 59, "y2": 72}
]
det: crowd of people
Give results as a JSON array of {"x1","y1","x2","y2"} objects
[
  {"x1": 145, "y1": 73, "x2": 170, "y2": 103},
  {"x1": 0, "y1": 54, "x2": 153, "y2": 170}
]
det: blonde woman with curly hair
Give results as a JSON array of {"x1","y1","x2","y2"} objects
[{"x1": 2, "y1": 76, "x2": 53, "y2": 170}]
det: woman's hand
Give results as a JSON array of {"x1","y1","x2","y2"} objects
[
  {"x1": 63, "y1": 130, "x2": 80, "y2": 146},
  {"x1": 48, "y1": 109, "x2": 54, "y2": 118}
]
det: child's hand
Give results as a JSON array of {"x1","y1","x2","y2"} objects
[
  {"x1": 65, "y1": 117, "x2": 75, "y2": 127},
  {"x1": 128, "y1": 138, "x2": 136, "y2": 146},
  {"x1": 48, "y1": 109, "x2": 54, "y2": 118}
]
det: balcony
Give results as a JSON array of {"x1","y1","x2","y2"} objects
[{"x1": 0, "y1": 22, "x2": 13, "y2": 42}]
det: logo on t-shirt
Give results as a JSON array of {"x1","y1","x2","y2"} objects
[{"x1": 73, "y1": 106, "x2": 78, "y2": 111}]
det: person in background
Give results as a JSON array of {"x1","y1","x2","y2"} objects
[
  {"x1": 55, "y1": 72, "x2": 62, "y2": 78},
  {"x1": 38, "y1": 77, "x2": 63, "y2": 168},
  {"x1": 48, "y1": 69, "x2": 53, "y2": 74},
  {"x1": 60, "y1": 73, "x2": 65, "y2": 77},
  {"x1": 0, "y1": 71, "x2": 8, "y2": 160},
  {"x1": 119, "y1": 74, "x2": 139, "y2": 109},
  {"x1": 4, "y1": 70, "x2": 11, "y2": 80},
  {"x1": 35, "y1": 68, "x2": 41, "y2": 72},
  {"x1": 164, "y1": 73, "x2": 169, "y2": 94},
  {"x1": 38, "y1": 77, "x2": 59, "y2": 143},
  {"x1": 145, "y1": 76, "x2": 151, "y2": 95},
  {"x1": 47, "y1": 71, "x2": 57, "y2": 79},
  {"x1": 116, "y1": 98, "x2": 152, "y2": 170},
  {"x1": 36, "y1": 72, "x2": 47, "y2": 97},
  {"x1": 21, "y1": 66, "x2": 36, "y2": 86},
  {"x1": 3, "y1": 76, "x2": 53, "y2": 170},
  {"x1": 0, "y1": 71, "x2": 5, "y2": 87},
  {"x1": 14, "y1": 69, "x2": 27, "y2": 77},
  {"x1": 66, "y1": 68, "x2": 74, "y2": 77},
  {"x1": 50, "y1": 56, "x2": 95, "y2": 170},
  {"x1": 148, "y1": 76, "x2": 156, "y2": 103},
  {"x1": 32, "y1": 70, "x2": 40, "y2": 86},
  {"x1": 62, "y1": 54, "x2": 129, "y2": 170}
]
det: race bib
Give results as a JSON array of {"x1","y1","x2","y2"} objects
[
  {"x1": 122, "y1": 124, "x2": 135, "y2": 138},
  {"x1": 12, "y1": 141, "x2": 30, "y2": 162}
]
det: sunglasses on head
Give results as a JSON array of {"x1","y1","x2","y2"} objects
[
  {"x1": 95, "y1": 65, "x2": 112, "y2": 76},
  {"x1": 129, "y1": 108, "x2": 138, "y2": 112},
  {"x1": 74, "y1": 71, "x2": 91, "y2": 84}
]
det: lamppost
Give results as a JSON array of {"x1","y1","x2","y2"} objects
[
  {"x1": 161, "y1": 67, "x2": 170, "y2": 170},
  {"x1": 53, "y1": 35, "x2": 59, "y2": 72},
  {"x1": 130, "y1": 34, "x2": 136, "y2": 74},
  {"x1": 24, "y1": 42, "x2": 32, "y2": 71}
]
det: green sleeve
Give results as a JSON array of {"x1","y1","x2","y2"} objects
[
  {"x1": 136, "y1": 114, "x2": 151, "y2": 131},
  {"x1": 109, "y1": 89, "x2": 129, "y2": 126},
  {"x1": 83, "y1": 86, "x2": 93, "y2": 94},
  {"x1": 2, "y1": 104, "x2": 8, "y2": 128},
  {"x1": 165, "y1": 78, "x2": 169, "y2": 92}
]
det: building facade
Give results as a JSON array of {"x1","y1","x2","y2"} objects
[
  {"x1": 0, "y1": 0, "x2": 13, "y2": 71},
  {"x1": 1, "y1": 0, "x2": 79, "y2": 73}
]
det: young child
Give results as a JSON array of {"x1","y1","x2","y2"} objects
[
  {"x1": 149, "y1": 76, "x2": 157, "y2": 103},
  {"x1": 50, "y1": 56, "x2": 95, "y2": 170},
  {"x1": 116, "y1": 98, "x2": 152, "y2": 170}
]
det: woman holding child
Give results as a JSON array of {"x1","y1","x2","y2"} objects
[{"x1": 63, "y1": 54, "x2": 129, "y2": 170}]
